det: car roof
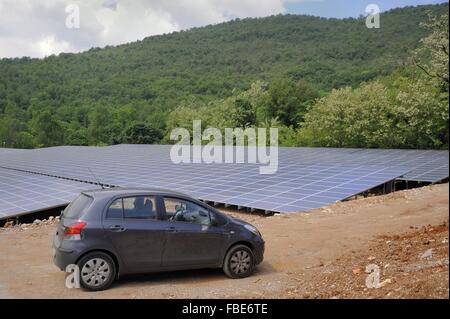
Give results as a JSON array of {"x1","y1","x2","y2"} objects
[{"x1": 81, "y1": 187, "x2": 189, "y2": 199}]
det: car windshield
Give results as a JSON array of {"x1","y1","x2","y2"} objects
[{"x1": 63, "y1": 194, "x2": 93, "y2": 219}]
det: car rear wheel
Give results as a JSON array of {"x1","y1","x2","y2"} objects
[
  {"x1": 223, "y1": 244, "x2": 255, "y2": 279},
  {"x1": 77, "y1": 252, "x2": 116, "y2": 291}
]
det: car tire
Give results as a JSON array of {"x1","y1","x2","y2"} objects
[
  {"x1": 223, "y1": 244, "x2": 255, "y2": 279},
  {"x1": 77, "y1": 252, "x2": 116, "y2": 291}
]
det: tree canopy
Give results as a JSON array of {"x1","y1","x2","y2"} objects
[{"x1": 0, "y1": 3, "x2": 448, "y2": 149}]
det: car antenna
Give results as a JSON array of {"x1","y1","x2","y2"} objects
[{"x1": 88, "y1": 167, "x2": 105, "y2": 189}]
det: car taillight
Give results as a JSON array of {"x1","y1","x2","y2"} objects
[{"x1": 64, "y1": 221, "x2": 87, "y2": 240}]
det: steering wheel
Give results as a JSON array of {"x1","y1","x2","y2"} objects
[{"x1": 171, "y1": 207, "x2": 186, "y2": 221}]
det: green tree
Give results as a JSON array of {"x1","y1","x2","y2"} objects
[
  {"x1": 121, "y1": 123, "x2": 163, "y2": 144},
  {"x1": 30, "y1": 110, "x2": 64, "y2": 147},
  {"x1": 0, "y1": 116, "x2": 22, "y2": 147},
  {"x1": 87, "y1": 105, "x2": 113, "y2": 145},
  {"x1": 0, "y1": 102, "x2": 35, "y2": 148},
  {"x1": 15, "y1": 131, "x2": 35, "y2": 149},
  {"x1": 299, "y1": 76, "x2": 449, "y2": 149},
  {"x1": 393, "y1": 78, "x2": 448, "y2": 149},
  {"x1": 66, "y1": 127, "x2": 89, "y2": 146},
  {"x1": 299, "y1": 82, "x2": 399, "y2": 148},
  {"x1": 265, "y1": 79, "x2": 318, "y2": 127},
  {"x1": 231, "y1": 99, "x2": 256, "y2": 128},
  {"x1": 413, "y1": 12, "x2": 449, "y2": 90}
]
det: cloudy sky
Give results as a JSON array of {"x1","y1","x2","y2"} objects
[{"x1": 0, "y1": 0, "x2": 446, "y2": 58}]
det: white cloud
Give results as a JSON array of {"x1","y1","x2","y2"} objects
[
  {"x1": 94, "y1": 1, "x2": 179, "y2": 45},
  {"x1": 0, "y1": 0, "x2": 307, "y2": 58},
  {"x1": 36, "y1": 34, "x2": 73, "y2": 56}
]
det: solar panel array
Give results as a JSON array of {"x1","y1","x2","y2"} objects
[
  {"x1": 279, "y1": 147, "x2": 449, "y2": 182},
  {"x1": 0, "y1": 145, "x2": 448, "y2": 218},
  {"x1": 0, "y1": 167, "x2": 100, "y2": 219}
]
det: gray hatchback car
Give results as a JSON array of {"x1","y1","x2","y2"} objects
[{"x1": 53, "y1": 188, "x2": 265, "y2": 291}]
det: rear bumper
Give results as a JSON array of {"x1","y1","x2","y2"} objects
[
  {"x1": 52, "y1": 235, "x2": 83, "y2": 271},
  {"x1": 53, "y1": 243, "x2": 82, "y2": 271}
]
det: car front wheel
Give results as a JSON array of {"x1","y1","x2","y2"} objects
[
  {"x1": 77, "y1": 252, "x2": 116, "y2": 291},
  {"x1": 223, "y1": 244, "x2": 255, "y2": 279}
]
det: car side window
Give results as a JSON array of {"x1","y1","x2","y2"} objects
[
  {"x1": 164, "y1": 197, "x2": 211, "y2": 226},
  {"x1": 106, "y1": 198, "x2": 123, "y2": 219},
  {"x1": 123, "y1": 196, "x2": 157, "y2": 219},
  {"x1": 210, "y1": 211, "x2": 228, "y2": 226}
]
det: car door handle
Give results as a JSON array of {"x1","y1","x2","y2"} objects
[
  {"x1": 222, "y1": 230, "x2": 235, "y2": 235},
  {"x1": 166, "y1": 226, "x2": 178, "y2": 233},
  {"x1": 109, "y1": 225, "x2": 126, "y2": 232}
]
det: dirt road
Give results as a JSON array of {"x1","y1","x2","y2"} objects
[{"x1": 0, "y1": 183, "x2": 448, "y2": 298}]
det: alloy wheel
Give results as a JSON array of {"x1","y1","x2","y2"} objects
[{"x1": 81, "y1": 257, "x2": 111, "y2": 287}]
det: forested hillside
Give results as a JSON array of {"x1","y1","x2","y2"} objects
[{"x1": 0, "y1": 3, "x2": 448, "y2": 149}]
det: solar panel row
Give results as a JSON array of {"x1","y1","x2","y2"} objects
[
  {"x1": 0, "y1": 145, "x2": 447, "y2": 218},
  {"x1": 0, "y1": 167, "x2": 100, "y2": 218},
  {"x1": 1, "y1": 145, "x2": 448, "y2": 182}
]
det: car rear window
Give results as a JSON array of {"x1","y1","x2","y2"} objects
[{"x1": 63, "y1": 194, "x2": 93, "y2": 219}]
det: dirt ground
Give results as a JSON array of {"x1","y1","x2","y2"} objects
[{"x1": 0, "y1": 183, "x2": 448, "y2": 299}]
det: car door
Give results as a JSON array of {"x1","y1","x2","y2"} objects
[
  {"x1": 102, "y1": 195, "x2": 166, "y2": 272},
  {"x1": 161, "y1": 197, "x2": 227, "y2": 268}
]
